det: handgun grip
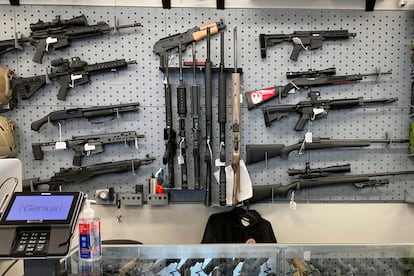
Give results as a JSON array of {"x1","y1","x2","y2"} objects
[
  {"x1": 32, "y1": 40, "x2": 46, "y2": 64},
  {"x1": 290, "y1": 44, "x2": 302, "y2": 61},
  {"x1": 57, "y1": 80, "x2": 70, "y2": 100},
  {"x1": 294, "y1": 113, "x2": 310, "y2": 131},
  {"x1": 32, "y1": 143, "x2": 44, "y2": 160}
]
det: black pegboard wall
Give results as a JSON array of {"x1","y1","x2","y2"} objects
[{"x1": 0, "y1": 5, "x2": 413, "y2": 204}]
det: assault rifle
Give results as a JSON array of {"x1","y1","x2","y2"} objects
[
  {"x1": 32, "y1": 131, "x2": 144, "y2": 166},
  {"x1": 245, "y1": 68, "x2": 392, "y2": 109},
  {"x1": 259, "y1": 30, "x2": 356, "y2": 60},
  {"x1": 13, "y1": 57, "x2": 136, "y2": 101},
  {"x1": 250, "y1": 164, "x2": 414, "y2": 203},
  {"x1": 23, "y1": 156, "x2": 155, "y2": 192},
  {"x1": 31, "y1": 102, "x2": 140, "y2": 131},
  {"x1": 263, "y1": 91, "x2": 398, "y2": 130},
  {"x1": 0, "y1": 14, "x2": 141, "y2": 63},
  {"x1": 153, "y1": 20, "x2": 226, "y2": 67},
  {"x1": 245, "y1": 137, "x2": 408, "y2": 164}
]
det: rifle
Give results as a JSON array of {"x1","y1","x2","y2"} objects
[
  {"x1": 0, "y1": 14, "x2": 142, "y2": 64},
  {"x1": 204, "y1": 27, "x2": 213, "y2": 206},
  {"x1": 23, "y1": 156, "x2": 155, "y2": 192},
  {"x1": 244, "y1": 68, "x2": 392, "y2": 110},
  {"x1": 288, "y1": 162, "x2": 351, "y2": 178},
  {"x1": 251, "y1": 165, "x2": 414, "y2": 203},
  {"x1": 177, "y1": 42, "x2": 188, "y2": 189},
  {"x1": 191, "y1": 42, "x2": 201, "y2": 190},
  {"x1": 231, "y1": 27, "x2": 241, "y2": 206},
  {"x1": 161, "y1": 53, "x2": 176, "y2": 189},
  {"x1": 31, "y1": 102, "x2": 140, "y2": 131},
  {"x1": 259, "y1": 30, "x2": 356, "y2": 60},
  {"x1": 245, "y1": 137, "x2": 408, "y2": 164},
  {"x1": 217, "y1": 31, "x2": 227, "y2": 206},
  {"x1": 13, "y1": 57, "x2": 136, "y2": 101},
  {"x1": 153, "y1": 20, "x2": 226, "y2": 67},
  {"x1": 32, "y1": 131, "x2": 144, "y2": 166},
  {"x1": 263, "y1": 91, "x2": 398, "y2": 130}
]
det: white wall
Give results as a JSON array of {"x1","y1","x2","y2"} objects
[{"x1": 92, "y1": 202, "x2": 414, "y2": 245}]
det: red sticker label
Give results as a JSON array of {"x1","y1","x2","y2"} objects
[{"x1": 248, "y1": 87, "x2": 276, "y2": 105}]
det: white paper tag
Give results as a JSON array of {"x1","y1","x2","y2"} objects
[
  {"x1": 213, "y1": 159, "x2": 253, "y2": 205},
  {"x1": 304, "y1": 132, "x2": 313, "y2": 143},
  {"x1": 215, "y1": 158, "x2": 225, "y2": 167},
  {"x1": 55, "y1": 141, "x2": 67, "y2": 150},
  {"x1": 303, "y1": 251, "x2": 311, "y2": 262},
  {"x1": 84, "y1": 143, "x2": 96, "y2": 151},
  {"x1": 289, "y1": 191, "x2": 297, "y2": 210},
  {"x1": 177, "y1": 155, "x2": 184, "y2": 165}
]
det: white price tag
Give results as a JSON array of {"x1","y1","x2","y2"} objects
[
  {"x1": 84, "y1": 143, "x2": 96, "y2": 151},
  {"x1": 215, "y1": 158, "x2": 225, "y2": 167},
  {"x1": 177, "y1": 155, "x2": 184, "y2": 165},
  {"x1": 289, "y1": 191, "x2": 297, "y2": 210},
  {"x1": 55, "y1": 141, "x2": 66, "y2": 150},
  {"x1": 304, "y1": 251, "x2": 311, "y2": 261},
  {"x1": 304, "y1": 132, "x2": 313, "y2": 143}
]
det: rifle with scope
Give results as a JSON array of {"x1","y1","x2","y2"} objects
[
  {"x1": 245, "y1": 137, "x2": 408, "y2": 164},
  {"x1": 250, "y1": 163, "x2": 414, "y2": 203},
  {"x1": 31, "y1": 102, "x2": 140, "y2": 132},
  {"x1": 23, "y1": 156, "x2": 155, "y2": 192},
  {"x1": 0, "y1": 14, "x2": 141, "y2": 63},
  {"x1": 259, "y1": 29, "x2": 356, "y2": 60},
  {"x1": 244, "y1": 67, "x2": 392, "y2": 110},
  {"x1": 263, "y1": 91, "x2": 398, "y2": 130},
  {"x1": 12, "y1": 56, "x2": 136, "y2": 101},
  {"x1": 32, "y1": 131, "x2": 144, "y2": 166}
]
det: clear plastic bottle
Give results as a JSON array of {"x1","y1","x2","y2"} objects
[{"x1": 78, "y1": 199, "x2": 102, "y2": 261}]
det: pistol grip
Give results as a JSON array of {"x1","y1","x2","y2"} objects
[
  {"x1": 32, "y1": 144, "x2": 44, "y2": 160},
  {"x1": 290, "y1": 44, "x2": 302, "y2": 61}
]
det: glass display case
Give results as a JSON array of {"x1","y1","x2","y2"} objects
[{"x1": 59, "y1": 244, "x2": 414, "y2": 275}]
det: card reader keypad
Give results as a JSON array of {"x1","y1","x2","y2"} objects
[{"x1": 13, "y1": 230, "x2": 50, "y2": 256}]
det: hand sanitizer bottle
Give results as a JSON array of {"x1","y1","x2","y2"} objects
[{"x1": 78, "y1": 199, "x2": 102, "y2": 260}]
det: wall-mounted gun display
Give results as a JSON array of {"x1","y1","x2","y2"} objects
[
  {"x1": 0, "y1": 14, "x2": 141, "y2": 63},
  {"x1": 259, "y1": 30, "x2": 356, "y2": 60},
  {"x1": 263, "y1": 91, "x2": 398, "y2": 130},
  {"x1": 245, "y1": 68, "x2": 392, "y2": 109},
  {"x1": 23, "y1": 156, "x2": 155, "y2": 192},
  {"x1": 32, "y1": 131, "x2": 144, "y2": 166},
  {"x1": 12, "y1": 57, "x2": 136, "y2": 101},
  {"x1": 246, "y1": 137, "x2": 408, "y2": 164},
  {"x1": 31, "y1": 102, "x2": 140, "y2": 131}
]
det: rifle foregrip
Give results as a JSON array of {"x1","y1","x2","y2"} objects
[
  {"x1": 245, "y1": 144, "x2": 284, "y2": 164},
  {"x1": 290, "y1": 44, "x2": 302, "y2": 61},
  {"x1": 32, "y1": 144, "x2": 44, "y2": 160}
]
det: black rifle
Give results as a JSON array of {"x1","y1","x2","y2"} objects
[
  {"x1": 263, "y1": 91, "x2": 398, "y2": 130},
  {"x1": 161, "y1": 53, "x2": 177, "y2": 188},
  {"x1": 245, "y1": 68, "x2": 392, "y2": 109},
  {"x1": 259, "y1": 30, "x2": 356, "y2": 60},
  {"x1": 31, "y1": 102, "x2": 140, "y2": 131},
  {"x1": 32, "y1": 131, "x2": 144, "y2": 166},
  {"x1": 13, "y1": 57, "x2": 136, "y2": 101},
  {"x1": 218, "y1": 31, "x2": 227, "y2": 206},
  {"x1": 288, "y1": 162, "x2": 351, "y2": 178},
  {"x1": 251, "y1": 167, "x2": 414, "y2": 203},
  {"x1": 286, "y1": 67, "x2": 336, "y2": 79},
  {"x1": 191, "y1": 42, "x2": 201, "y2": 190},
  {"x1": 153, "y1": 20, "x2": 226, "y2": 68},
  {"x1": 204, "y1": 27, "x2": 213, "y2": 206},
  {"x1": 0, "y1": 14, "x2": 141, "y2": 63},
  {"x1": 245, "y1": 137, "x2": 408, "y2": 164},
  {"x1": 177, "y1": 42, "x2": 188, "y2": 189},
  {"x1": 23, "y1": 156, "x2": 155, "y2": 191}
]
